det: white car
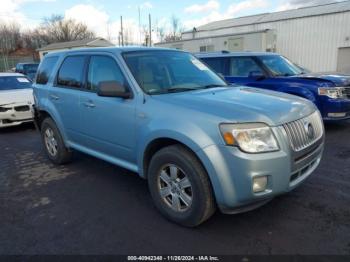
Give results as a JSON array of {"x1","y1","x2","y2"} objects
[{"x1": 0, "y1": 73, "x2": 34, "y2": 128}]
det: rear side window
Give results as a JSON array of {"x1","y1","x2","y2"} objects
[
  {"x1": 57, "y1": 56, "x2": 86, "y2": 88},
  {"x1": 201, "y1": 57, "x2": 229, "y2": 75},
  {"x1": 36, "y1": 57, "x2": 59, "y2": 85},
  {"x1": 87, "y1": 56, "x2": 126, "y2": 92}
]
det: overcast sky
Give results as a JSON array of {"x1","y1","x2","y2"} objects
[{"x1": 0, "y1": 0, "x2": 340, "y2": 43}]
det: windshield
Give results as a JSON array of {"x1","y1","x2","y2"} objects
[
  {"x1": 123, "y1": 50, "x2": 227, "y2": 94},
  {"x1": 0, "y1": 76, "x2": 32, "y2": 91},
  {"x1": 23, "y1": 64, "x2": 39, "y2": 73},
  {"x1": 258, "y1": 55, "x2": 304, "y2": 77}
]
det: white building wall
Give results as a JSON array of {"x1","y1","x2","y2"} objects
[
  {"x1": 177, "y1": 12, "x2": 350, "y2": 72},
  {"x1": 159, "y1": 31, "x2": 267, "y2": 53}
]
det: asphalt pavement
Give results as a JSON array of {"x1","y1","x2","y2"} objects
[{"x1": 0, "y1": 122, "x2": 349, "y2": 255}]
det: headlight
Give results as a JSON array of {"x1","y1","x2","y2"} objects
[
  {"x1": 220, "y1": 123, "x2": 279, "y2": 153},
  {"x1": 318, "y1": 87, "x2": 345, "y2": 99}
]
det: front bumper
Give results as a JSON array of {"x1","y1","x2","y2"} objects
[
  {"x1": 197, "y1": 125, "x2": 324, "y2": 214},
  {"x1": 0, "y1": 103, "x2": 34, "y2": 128},
  {"x1": 320, "y1": 97, "x2": 350, "y2": 121}
]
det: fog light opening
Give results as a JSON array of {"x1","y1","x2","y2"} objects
[
  {"x1": 253, "y1": 176, "x2": 268, "y2": 193},
  {"x1": 328, "y1": 112, "x2": 346, "y2": 118}
]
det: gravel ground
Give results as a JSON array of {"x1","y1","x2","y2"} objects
[{"x1": 0, "y1": 121, "x2": 349, "y2": 255}]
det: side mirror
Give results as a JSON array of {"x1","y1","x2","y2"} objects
[
  {"x1": 97, "y1": 81, "x2": 132, "y2": 99},
  {"x1": 249, "y1": 71, "x2": 265, "y2": 81}
]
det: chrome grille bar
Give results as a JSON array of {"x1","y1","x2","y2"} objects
[
  {"x1": 343, "y1": 87, "x2": 350, "y2": 98},
  {"x1": 283, "y1": 111, "x2": 324, "y2": 152}
]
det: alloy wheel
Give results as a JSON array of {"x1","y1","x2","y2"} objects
[
  {"x1": 157, "y1": 164, "x2": 193, "y2": 212},
  {"x1": 44, "y1": 127, "x2": 58, "y2": 157}
]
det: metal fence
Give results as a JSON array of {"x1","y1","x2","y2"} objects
[{"x1": 0, "y1": 55, "x2": 39, "y2": 72}]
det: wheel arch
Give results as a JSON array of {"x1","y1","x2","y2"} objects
[
  {"x1": 142, "y1": 137, "x2": 205, "y2": 180},
  {"x1": 35, "y1": 108, "x2": 69, "y2": 146}
]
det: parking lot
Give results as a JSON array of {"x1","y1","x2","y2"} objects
[{"x1": 0, "y1": 121, "x2": 349, "y2": 255}]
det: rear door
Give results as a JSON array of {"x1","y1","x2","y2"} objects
[
  {"x1": 49, "y1": 55, "x2": 88, "y2": 143},
  {"x1": 200, "y1": 57, "x2": 230, "y2": 78},
  {"x1": 77, "y1": 54, "x2": 136, "y2": 163}
]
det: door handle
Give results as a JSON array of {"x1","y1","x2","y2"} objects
[
  {"x1": 49, "y1": 94, "x2": 59, "y2": 101},
  {"x1": 83, "y1": 101, "x2": 96, "y2": 108}
]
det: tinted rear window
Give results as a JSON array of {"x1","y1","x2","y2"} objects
[
  {"x1": 0, "y1": 76, "x2": 32, "y2": 90},
  {"x1": 36, "y1": 57, "x2": 59, "y2": 85},
  {"x1": 57, "y1": 56, "x2": 86, "y2": 88},
  {"x1": 201, "y1": 57, "x2": 229, "y2": 75},
  {"x1": 23, "y1": 64, "x2": 39, "y2": 72}
]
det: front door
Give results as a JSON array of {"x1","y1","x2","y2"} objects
[
  {"x1": 224, "y1": 56, "x2": 280, "y2": 91},
  {"x1": 78, "y1": 55, "x2": 136, "y2": 163}
]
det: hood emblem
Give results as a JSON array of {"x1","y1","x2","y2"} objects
[{"x1": 304, "y1": 121, "x2": 315, "y2": 140}]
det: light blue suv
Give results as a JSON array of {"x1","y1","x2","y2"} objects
[{"x1": 33, "y1": 47, "x2": 325, "y2": 226}]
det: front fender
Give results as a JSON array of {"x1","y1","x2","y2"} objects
[
  {"x1": 136, "y1": 118, "x2": 219, "y2": 177},
  {"x1": 277, "y1": 86, "x2": 317, "y2": 104}
]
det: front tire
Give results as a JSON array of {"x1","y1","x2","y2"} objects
[
  {"x1": 41, "y1": 118, "x2": 72, "y2": 165},
  {"x1": 148, "y1": 145, "x2": 216, "y2": 227}
]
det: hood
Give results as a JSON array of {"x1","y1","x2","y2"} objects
[
  {"x1": 0, "y1": 88, "x2": 34, "y2": 106},
  {"x1": 291, "y1": 72, "x2": 350, "y2": 87},
  {"x1": 153, "y1": 87, "x2": 316, "y2": 126}
]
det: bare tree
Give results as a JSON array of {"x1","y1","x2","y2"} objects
[
  {"x1": 171, "y1": 15, "x2": 179, "y2": 38},
  {"x1": 123, "y1": 26, "x2": 135, "y2": 46},
  {"x1": 33, "y1": 14, "x2": 95, "y2": 46},
  {"x1": 162, "y1": 15, "x2": 183, "y2": 42},
  {"x1": 0, "y1": 23, "x2": 21, "y2": 54},
  {"x1": 157, "y1": 26, "x2": 165, "y2": 42}
]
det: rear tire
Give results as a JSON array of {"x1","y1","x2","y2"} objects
[
  {"x1": 148, "y1": 145, "x2": 216, "y2": 227},
  {"x1": 41, "y1": 117, "x2": 72, "y2": 165}
]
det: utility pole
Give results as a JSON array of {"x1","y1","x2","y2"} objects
[
  {"x1": 138, "y1": 6, "x2": 142, "y2": 45},
  {"x1": 148, "y1": 13, "x2": 152, "y2": 47},
  {"x1": 120, "y1": 16, "x2": 124, "y2": 46}
]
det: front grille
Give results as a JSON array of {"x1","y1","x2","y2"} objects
[
  {"x1": 283, "y1": 111, "x2": 323, "y2": 152},
  {"x1": 343, "y1": 87, "x2": 350, "y2": 98},
  {"x1": 14, "y1": 105, "x2": 30, "y2": 112}
]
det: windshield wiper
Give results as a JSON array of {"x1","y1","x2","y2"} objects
[
  {"x1": 275, "y1": 73, "x2": 294, "y2": 77},
  {"x1": 166, "y1": 87, "x2": 199, "y2": 93},
  {"x1": 201, "y1": 84, "x2": 228, "y2": 89}
]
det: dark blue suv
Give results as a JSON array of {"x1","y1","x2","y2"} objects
[{"x1": 196, "y1": 52, "x2": 350, "y2": 121}]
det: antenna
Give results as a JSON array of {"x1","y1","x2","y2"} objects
[
  {"x1": 120, "y1": 16, "x2": 124, "y2": 46},
  {"x1": 149, "y1": 13, "x2": 152, "y2": 47}
]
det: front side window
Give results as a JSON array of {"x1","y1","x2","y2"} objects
[
  {"x1": 57, "y1": 56, "x2": 86, "y2": 88},
  {"x1": 123, "y1": 51, "x2": 227, "y2": 95},
  {"x1": 36, "y1": 56, "x2": 59, "y2": 85},
  {"x1": 258, "y1": 55, "x2": 303, "y2": 76},
  {"x1": 0, "y1": 76, "x2": 32, "y2": 90},
  {"x1": 87, "y1": 56, "x2": 126, "y2": 92},
  {"x1": 230, "y1": 57, "x2": 263, "y2": 77}
]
